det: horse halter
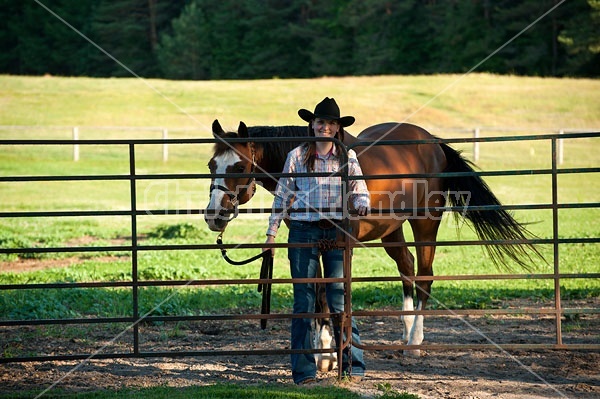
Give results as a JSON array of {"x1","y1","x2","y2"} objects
[{"x1": 209, "y1": 147, "x2": 257, "y2": 220}]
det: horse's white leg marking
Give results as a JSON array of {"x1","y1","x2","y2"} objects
[
  {"x1": 404, "y1": 301, "x2": 424, "y2": 357},
  {"x1": 314, "y1": 322, "x2": 337, "y2": 372},
  {"x1": 402, "y1": 295, "x2": 414, "y2": 342},
  {"x1": 206, "y1": 152, "x2": 241, "y2": 228}
]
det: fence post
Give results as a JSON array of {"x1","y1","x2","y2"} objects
[
  {"x1": 73, "y1": 126, "x2": 79, "y2": 161},
  {"x1": 162, "y1": 128, "x2": 168, "y2": 162},
  {"x1": 551, "y1": 138, "x2": 563, "y2": 346},
  {"x1": 558, "y1": 129, "x2": 564, "y2": 165},
  {"x1": 473, "y1": 127, "x2": 480, "y2": 162}
]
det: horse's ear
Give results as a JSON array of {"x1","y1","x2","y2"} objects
[
  {"x1": 238, "y1": 121, "x2": 249, "y2": 138},
  {"x1": 212, "y1": 119, "x2": 225, "y2": 136}
]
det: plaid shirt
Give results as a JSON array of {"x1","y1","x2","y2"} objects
[{"x1": 266, "y1": 145, "x2": 370, "y2": 237}]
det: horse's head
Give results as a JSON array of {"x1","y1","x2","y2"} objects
[{"x1": 205, "y1": 119, "x2": 257, "y2": 232}]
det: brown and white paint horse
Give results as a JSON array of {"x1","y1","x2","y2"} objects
[{"x1": 205, "y1": 119, "x2": 538, "y2": 363}]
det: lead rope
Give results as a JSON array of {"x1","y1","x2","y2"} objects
[
  {"x1": 216, "y1": 232, "x2": 273, "y2": 329},
  {"x1": 317, "y1": 238, "x2": 339, "y2": 252},
  {"x1": 216, "y1": 232, "x2": 267, "y2": 265},
  {"x1": 258, "y1": 253, "x2": 273, "y2": 330}
]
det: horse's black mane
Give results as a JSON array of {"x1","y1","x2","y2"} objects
[{"x1": 247, "y1": 125, "x2": 308, "y2": 166}]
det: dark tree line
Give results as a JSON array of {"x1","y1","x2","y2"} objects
[{"x1": 1, "y1": 0, "x2": 598, "y2": 79}]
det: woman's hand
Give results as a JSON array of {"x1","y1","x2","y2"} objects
[{"x1": 264, "y1": 235, "x2": 276, "y2": 257}]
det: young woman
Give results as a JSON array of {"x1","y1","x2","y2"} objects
[{"x1": 264, "y1": 97, "x2": 370, "y2": 385}]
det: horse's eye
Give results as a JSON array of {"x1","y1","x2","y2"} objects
[{"x1": 235, "y1": 165, "x2": 245, "y2": 173}]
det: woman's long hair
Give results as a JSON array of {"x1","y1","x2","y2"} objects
[{"x1": 302, "y1": 121, "x2": 346, "y2": 171}]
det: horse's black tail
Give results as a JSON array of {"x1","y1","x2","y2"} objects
[{"x1": 440, "y1": 143, "x2": 543, "y2": 270}]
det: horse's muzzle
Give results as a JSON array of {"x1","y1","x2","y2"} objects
[{"x1": 204, "y1": 208, "x2": 237, "y2": 231}]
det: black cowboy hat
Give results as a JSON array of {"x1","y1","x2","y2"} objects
[{"x1": 298, "y1": 97, "x2": 355, "y2": 127}]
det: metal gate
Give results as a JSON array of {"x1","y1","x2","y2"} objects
[{"x1": 1, "y1": 132, "x2": 598, "y2": 365}]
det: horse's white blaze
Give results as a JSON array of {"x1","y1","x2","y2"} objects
[
  {"x1": 207, "y1": 187, "x2": 226, "y2": 212},
  {"x1": 402, "y1": 295, "x2": 415, "y2": 342},
  {"x1": 206, "y1": 152, "x2": 241, "y2": 228}
]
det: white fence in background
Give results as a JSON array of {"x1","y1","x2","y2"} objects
[
  {"x1": 0, "y1": 125, "x2": 204, "y2": 163},
  {"x1": 1, "y1": 125, "x2": 597, "y2": 164}
]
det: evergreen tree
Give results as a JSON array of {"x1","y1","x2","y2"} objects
[
  {"x1": 238, "y1": 0, "x2": 310, "y2": 79},
  {"x1": 558, "y1": 0, "x2": 600, "y2": 76},
  {"x1": 0, "y1": 0, "x2": 24, "y2": 73},
  {"x1": 491, "y1": 0, "x2": 564, "y2": 76},
  {"x1": 159, "y1": 0, "x2": 311, "y2": 80},
  {"x1": 90, "y1": 0, "x2": 157, "y2": 77},
  {"x1": 0, "y1": 0, "x2": 597, "y2": 77},
  {"x1": 295, "y1": 0, "x2": 355, "y2": 77},
  {"x1": 343, "y1": 0, "x2": 402, "y2": 75},
  {"x1": 1, "y1": 0, "x2": 96, "y2": 76},
  {"x1": 89, "y1": 0, "x2": 185, "y2": 77},
  {"x1": 158, "y1": 0, "x2": 214, "y2": 80},
  {"x1": 435, "y1": 1, "x2": 497, "y2": 73}
]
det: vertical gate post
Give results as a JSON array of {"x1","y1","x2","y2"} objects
[
  {"x1": 340, "y1": 144, "x2": 353, "y2": 380},
  {"x1": 129, "y1": 144, "x2": 140, "y2": 354},
  {"x1": 551, "y1": 138, "x2": 563, "y2": 346}
]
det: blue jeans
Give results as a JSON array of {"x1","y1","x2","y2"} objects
[{"x1": 287, "y1": 220, "x2": 366, "y2": 384}]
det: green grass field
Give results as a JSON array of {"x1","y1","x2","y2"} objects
[
  {"x1": 0, "y1": 74, "x2": 598, "y2": 398},
  {"x1": 3, "y1": 384, "x2": 390, "y2": 399},
  {"x1": 0, "y1": 73, "x2": 598, "y2": 313}
]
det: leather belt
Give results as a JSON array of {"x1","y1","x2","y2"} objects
[
  {"x1": 295, "y1": 219, "x2": 343, "y2": 229},
  {"x1": 309, "y1": 219, "x2": 341, "y2": 229}
]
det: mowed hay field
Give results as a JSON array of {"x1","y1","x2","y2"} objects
[
  {"x1": 0, "y1": 74, "x2": 599, "y2": 398},
  {"x1": 1, "y1": 73, "x2": 599, "y2": 132}
]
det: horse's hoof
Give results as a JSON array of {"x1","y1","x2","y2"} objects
[
  {"x1": 403, "y1": 349, "x2": 421, "y2": 357},
  {"x1": 317, "y1": 360, "x2": 332, "y2": 372},
  {"x1": 316, "y1": 355, "x2": 337, "y2": 372}
]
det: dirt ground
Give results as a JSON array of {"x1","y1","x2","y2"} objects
[
  {"x1": 1, "y1": 300, "x2": 599, "y2": 399},
  {"x1": 1, "y1": 255, "x2": 598, "y2": 398}
]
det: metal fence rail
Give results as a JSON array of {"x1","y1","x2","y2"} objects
[{"x1": 0, "y1": 132, "x2": 598, "y2": 365}]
